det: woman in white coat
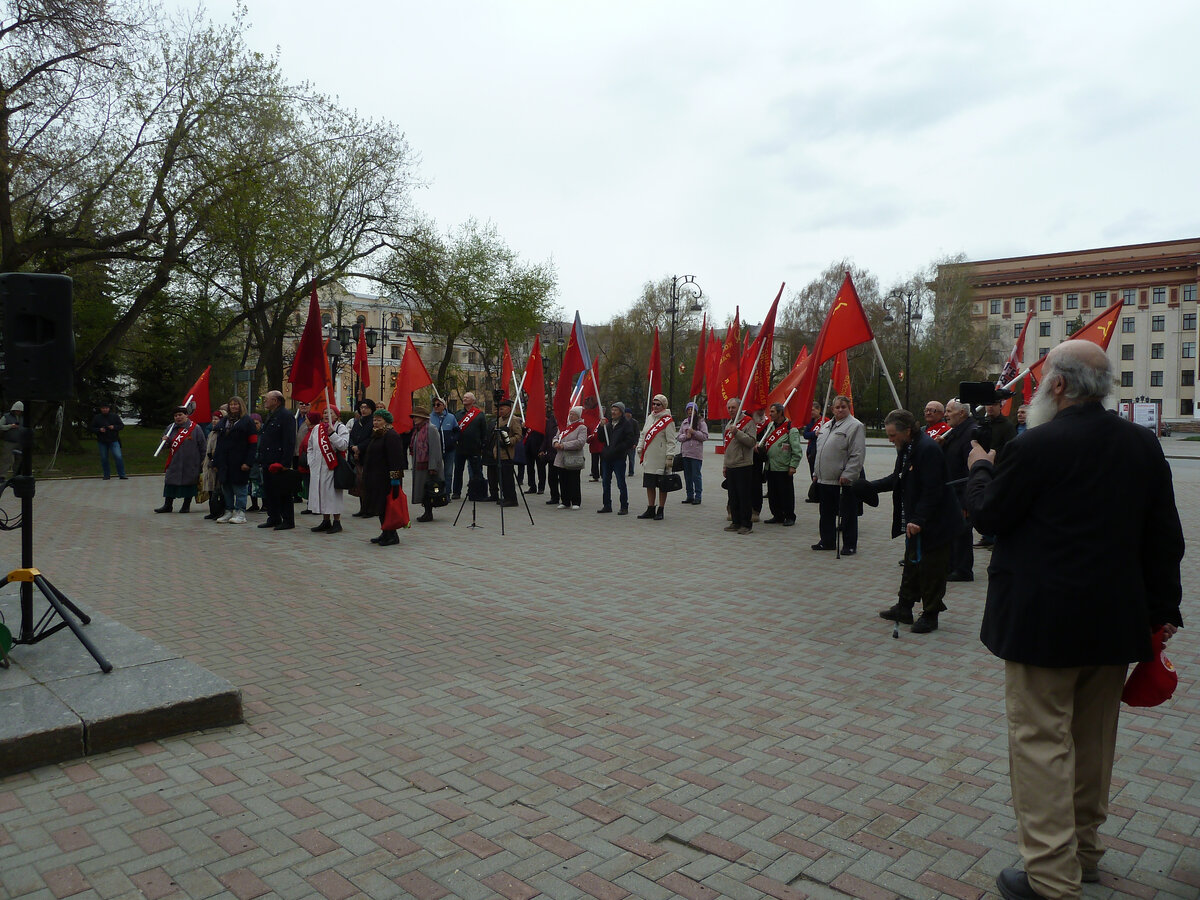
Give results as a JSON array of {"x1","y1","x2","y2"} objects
[{"x1": 306, "y1": 408, "x2": 351, "y2": 534}]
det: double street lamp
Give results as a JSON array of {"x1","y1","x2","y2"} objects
[
  {"x1": 364, "y1": 316, "x2": 403, "y2": 405},
  {"x1": 667, "y1": 275, "x2": 703, "y2": 409},
  {"x1": 883, "y1": 286, "x2": 923, "y2": 412}
]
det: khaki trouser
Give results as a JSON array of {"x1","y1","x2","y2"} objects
[{"x1": 1005, "y1": 661, "x2": 1126, "y2": 900}]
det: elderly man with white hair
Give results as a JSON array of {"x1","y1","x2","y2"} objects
[{"x1": 964, "y1": 341, "x2": 1184, "y2": 900}]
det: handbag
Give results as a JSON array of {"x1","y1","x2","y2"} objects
[
  {"x1": 333, "y1": 455, "x2": 356, "y2": 491},
  {"x1": 381, "y1": 486, "x2": 410, "y2": 530},
  {"x1": 661, "y1": 472, "x2": 683, "y2": 493},
  {"x1": 672, "y1": 454, "x2": 685, "y2": 472},
  {"x1": 562, "y1": 450, "x2": 586, "y2": 470},
  {"x1": 424, "y1": 477, "x2": 449, "y2": 508},
  {"x1": 1122, "y1": 627, "x2": 1178, "y2": 707}
]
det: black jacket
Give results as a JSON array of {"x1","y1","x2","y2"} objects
[
  {"x1": 89, "y1": 411, "x2": 123, "y2": 444},
  {"x1": 964, "y1": 402, "x2": 1184, "y2": 667},
  {"x1": 597, "y1": 415, "x2": 637, "y2": 462},
  {"x1": 940, "y1": 419, "x2": 977, "y2": 484},
  {"x1": 212, "y1": 414, "x2": 256, "y2": 485},
  {"x1": 867, "y1": 431, "x2": 959, "y2": 550},
  {"x1": 257, "y1": 406, "x2": 296, "y2": 468}
]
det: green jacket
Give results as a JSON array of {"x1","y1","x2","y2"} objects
[{"x1": 763, "y1": 425, "x2": 803, "y2": 472}]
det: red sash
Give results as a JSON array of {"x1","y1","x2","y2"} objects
[
  {"x1": 316, "y1": 423, "x2": 338, "y2": 470},
  {"x1": 721, "y1": 415, "x2": 752, "y2": 452},
  {"x1": 459, "y1": 407, "x2": 481, "y2": 430},
  {"x1": 926, "y1": 421, "x2": 951, "y2": 440},
  {"x1": 762, "y1": 421, "x2": 792, "y2": 452},
  {"x1": 164, "y1": 422, "x2": 196, "y2": 470},
  {"x1": 639, "y1": 414, "x2": 674, "y2": 462}
]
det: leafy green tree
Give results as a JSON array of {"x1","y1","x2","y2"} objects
[{"x1": 379, "y1": 218, "x2": 557, "y2": 395}]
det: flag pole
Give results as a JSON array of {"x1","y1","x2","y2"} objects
[
  {"x1": 508, "y1": 372, "x2": 527, "y2": 427},
  {"x1": 870, "y1": 338, "x2": 903, "y2": 409},
  {"x1": 1001, "y1": 367, "x2": 1031, "y2": 393},
  {"x1": 588, "y1": 363, "x2": 609, "y2": 441}
]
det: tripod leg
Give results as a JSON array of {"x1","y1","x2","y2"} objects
[
  {"x1": 41, "y1": 578, "x2": 91, "y2": 624},
  {"x1": 33, "y1": 575, "x2": 112, "y2": 673}
]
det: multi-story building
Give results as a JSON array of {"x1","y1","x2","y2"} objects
[
  {"x1": 952, "y1": 238, "x2": 1200, "y2": 426},
  {"x1": 279, "y1": 283, "x2": 493, "y2": 411}
]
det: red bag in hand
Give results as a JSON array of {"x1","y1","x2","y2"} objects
[
  {"x1": 381, "y1": 486, "x2": 410, "y2": 531},
  {"x1": 1122, "y1": 627, "x2": 1178, "y2": 707}
]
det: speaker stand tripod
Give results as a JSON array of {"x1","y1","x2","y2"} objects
[{"x1": 0, "y1": 418, "x2": 111, "y2": 672}]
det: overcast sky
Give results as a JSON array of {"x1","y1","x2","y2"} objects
[{"x1": 189, "y1": 0, "x2": 1200, "y2": 325}]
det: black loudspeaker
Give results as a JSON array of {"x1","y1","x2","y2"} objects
[{"x1": 0, "y1": 273, "x2": 75, "y2": 401}]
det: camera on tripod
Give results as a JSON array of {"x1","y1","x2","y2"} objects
[{"x1": 958, "y1": 382, "x2": 1014, "y2": 452}]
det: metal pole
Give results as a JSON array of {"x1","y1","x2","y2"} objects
[
  {"x1": 668, "y1": 277, "x2": 677, "y2": 411},
  {"x1": 904, "y1": 296, "x2": 912, "y2": 411}
]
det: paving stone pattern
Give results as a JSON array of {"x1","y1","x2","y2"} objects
[{"x1": 1, "y1": 445, "x2": 1198, "y2": 899}]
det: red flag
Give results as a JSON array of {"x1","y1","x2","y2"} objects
[
  {"x1": 998, "y1": 308, "x2": 1035, "y2": 414},
  {"x1": 181, "y1": 366, "x2": 212, "y2": 425},
  {"x1": 766, "y1": 347, "x2": 811, "y2": 424},
  {"x1": 715, "y1": 308, "x2": 741, "y2": 411},
  {"x1": 524, "y1": 335, "x2": 546, "y2": 435},
  {"x1": 501, "y1": 340, "x2": 515, "y2": 401},
  {"x1": 1026, "y1": 300, "x2": 1125, "y2": 382},
  {"x1": 705, "y1": 327, "x2": 719, "y2": 407},
  {"x1": 831, "y1": 351, "x2": 853, "y2": 414},
  {"x1": 354, "y1": 325, "x2": 371, "y2": 389},
  {"x1": 738, "y1": 284, "x2": 784, "y2": 413},
  {"x1": 688, "y1": 313, "x2": 708, "y2": 398},
  {"x1": 388, "y1": 337, "x2": 433, "y2": 433},
  {"x1": 288, "y1": 282, "x2": 329, "y2": 404},
  {"x1": 309, "y1": 341, "x2": 336, "y2": 415},
  {"x1": 553, "y1": 314, "x2": 588, "y2": 427},
  {"x1": 647, "y1": 328, "x2": 663, "y2": 399},
  {"x1": 811, "y1": 273, "x2": 875, "y2": 366}
]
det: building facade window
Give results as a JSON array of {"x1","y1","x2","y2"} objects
[
  {"x1": 1152, "y1": 315, "x2": 1165, "y2": 332},
  {"x1": 390, "y1": 345, "x2": 401, "y2": 360},
  {"x1": 989, "y1": 299, "x2": 1001, "y2": 315},
  {"x1": 1092, "y1": 291, "x2": 1108, "y2": 308},
  {"x1": 1184, "y1": 285, "x2": 1197, "y2": 303},
  {"x1": 1183, "y1": 399, "x2": 1194, "y2": 416},
  {"x1": 1185, "y1": 313, "x2": 1197, "y2": 331},
  {"x1": 1123, "y1": 288, "x2": 1138, "y2": 305},
  {"x1": 1121, "y1": 372, "x2": 1134, "y2": 387},
  {"x1": 1066, "y1": 293, "x2": 1079, "y2": 309},
  {"x1": 389, "y1": 315, "x2": 402, "y2": 331},
  {"x1": 1184, "y1": 341, "x2": 1196, "y2": 359},
  {"x1": 1121, "y1": 344, "x2": 1135, "y2": 361},
  {"x1": 1151, "y1": 343, "x2": 1165, "y2": 359},
  {"x1": 1153, "y1": 287, "x2": 1167, "y2": 304},
  {"x1": 989, "y1": 324, "x2": 1004, "y2": 339},
  {"x1": 1013, "y1": 297, "x2": 1026, "y2": 313},
  {"x1": 1039, "y1": 347, "x2": 1049, "y2": 359},
  {"x1": 1037, "y1": 321, "x2": 1050, "y2": 337},
  {"x1": 1183, "y1": 370, "x2": 1195, "y2": 387},
  {"x1": 1150, "y1": 371, "x2": 1164, "y2": 387},
  {"x1": 1122, "y1": 317, "x2": 1135, "y2": 333},
  {"x1": 1013, "y1": 323, "x2": 1024, "y2": 338},
  {"x1": 1039, "y1": 295, "x2": 1052, "y2": 311}
]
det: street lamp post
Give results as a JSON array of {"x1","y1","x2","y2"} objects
[
  {"x1": 364, "y1": 314, "x2": 403, "y2": 406},
  {"x1": 541, "y1": 320, "x2": 565, "y2": 407},
  {"x1": 668, "y1": 275, "x2": 703, "y2": 410},
  {"x1": 883, "y1": 286, "x2": 923, "y2": 411}
]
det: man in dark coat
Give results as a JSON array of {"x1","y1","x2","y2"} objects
[
  {"x1": 865, "y1": 408, "x2": 960, "y2": 634},
  {"x1": 940, "y1": 399, "x2": 978, "y2": 581},
  {"x1": 257, "y1": 390, "x2": 297, "y2": 530},
  {"x1": 89, "y1": 401, "x2": 127, "y2": 479},
  {"x1": 964, "y1": 341, "x2": 1183, "y2": 900},
  {"x1": 974, "y1": 397, "x2": 1018, "y2": 549},
  {"x1": 453, "y1": 391, "x2": 488, "y2": 500},
  {"x1": 596, "y1": 401, "x2": 636, "y2": 514}
]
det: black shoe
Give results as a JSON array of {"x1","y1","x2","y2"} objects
[
  {"x1": 946, "y1": 572, "x2": 974, "y2": 582},
  {"x1": 416, "y1": 512, "x2": 433, "y2": 523},
  {"x1": 154, "y1": 504, "x2": 173, "y2": 513},
  {"x1": 637, "y1": 506, "x2": 656, "y2": 519},
  {"x1": 351, "y1": 511, "x2": 370, "y2": 518},
  {"x1": 811, "y1": 543, "x2": 833, "y2": 551},
  {"x1": 179, "y1": 502, "x2": 191, "y2": 513},
  {"x1": 326, "y1": 521, "x2": 343, "y2": 534},
  {"x1": 545, "y1": 499, "x2": 558, "y2": 505},
  {"x1": 258, "y1": 520, "x2": 278, "y2": 529},
  {"x1": 996, "y1": 868, "x2": 1049, "y2": 900},
  {"x1": 692, "y1": 498, "x2": 700, "y2": 505},
  {"x1": 654, "y1": 507, "x2": 664, "y2": 520},
  {"x1": 841, "y1": 548, "x2": 856, "y2": 556},
  {"x1": 119, "y1": 476, "x2": 129, "y2": 480},
  {"x1": 451, "y1": 493, "x2": 461, "y2": 500},
  {"x1": 682, "y1": 498, "x2": 695, "y2": 505},
  {"x1": 618, "y1": 506, "x2": 629, "y2": 515},
  {"x1": 379, "y1": 532, "x2": 399, "y2": 546},
  {"x1": 597, "y1": 506, "x2": 612, "y2": 514},
  {"x1": 300, "y1": 509, "x2": 315, "y2": 515},
  {"x1": 311, "y1": 520, "x2": 332, "y2": 532},
  {"x1": 274, "y1": 523, "x2": 295, "y2": 531},
  {"x1": 879, "y1": 604, "x2": 914, "y2": 624},
  {"x1": 911, "y1": 613, "x2": 939, "y2": 634},
  {"x1": 370, "y1": 534, "x2": 383, "y2": 543},
  {"x1": 763, "y1": 517, "x2": 780, "y2": 524},
  {"x1": 781, "y1": 518, "x2": 795, "y2": 526}
]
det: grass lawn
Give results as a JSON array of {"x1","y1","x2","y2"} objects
[{"x1": 34, "y1": 425, "x2": 172, "y2": 479}]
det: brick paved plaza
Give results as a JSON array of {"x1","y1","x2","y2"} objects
[{"x1": 1, "y1": 444, "x2": 1197, "y2": 899}]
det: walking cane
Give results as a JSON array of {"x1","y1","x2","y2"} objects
[{"x1": 835, "y1": 484, "x2": 843, "y2": 560}]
